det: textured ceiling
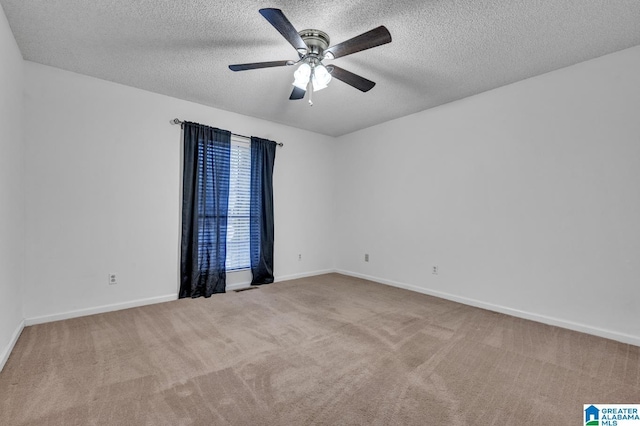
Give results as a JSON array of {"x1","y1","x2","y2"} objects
[{"x1": 2, "y1": 0, "x2": 640, "y2": 136}]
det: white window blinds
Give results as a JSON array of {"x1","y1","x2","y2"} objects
[{"x1": 226, "y1": 136, "x2": 251, "y2": 271}]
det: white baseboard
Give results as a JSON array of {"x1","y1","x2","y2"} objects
[
  {"x1": 24, "y1": 271, "x2": 334, "y2": 324},
  {"x1": 276, "y1": 269, "x2": 336, "y2": 283},
  {"x1": 0, "y1": 319, "x2": 25, "y2": 372},
  {"x1": 336, "y1": 270, "x2": 640, "y2": 347},
  {"x1": 227, "y1": 269, "x2": 336, "y2": 291},
  {"x1": 24, "y1": 269, "x2": 634, "y2": 347},
  {"x1": 24, "y1": 294, "x2": 178, "y2": 326}
]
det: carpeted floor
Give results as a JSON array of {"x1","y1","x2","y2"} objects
[{"x1": 1, "y1": 273, "x2": 639, "y2": 425}]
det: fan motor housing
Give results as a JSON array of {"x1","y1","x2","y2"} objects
[{"x1": 298, "y1": 29, "x2": 330, "y2": 57}]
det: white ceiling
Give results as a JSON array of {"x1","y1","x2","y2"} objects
[{"x1": 2, "y1": 0, "x2": 640, "y2": 136}]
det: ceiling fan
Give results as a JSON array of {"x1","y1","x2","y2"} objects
[{"x1": 229, "y1": 8, "x2": 392, "y2": 104}]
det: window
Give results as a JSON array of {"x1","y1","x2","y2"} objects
[
  {"x1": 225, "y1": 136, "x2": 251, "y2": 270},
  {"x1": 195, "y1": 135, "x2": 251, "y2": 272},
  {"x1": 181, "y1": 122, "x2": 276, "y2": 298}
]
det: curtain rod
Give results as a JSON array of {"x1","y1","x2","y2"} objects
[{"x1": 170, "y1": 118, "x2": 284, "y2": 147}]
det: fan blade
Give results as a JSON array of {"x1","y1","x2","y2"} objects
[
  {"x1": 229, "y1": 60, "x2": 292, "y2": 71},
  {"x1": 324, "y1": 26, "x2": 391, "y2": 59},
  {"x1": 289, "y1": 86, "x2": 306, "y2": 100},
  {"x1": 327, "y1": 65, "x2": 376, "y2": 92},
  {"x1": 259, "y1": 8, "x2": 307, "y2": 53}
]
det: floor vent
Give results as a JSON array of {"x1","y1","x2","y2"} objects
[{"x1": 234, "y1": 287, "x2": 259, "y2": 293}]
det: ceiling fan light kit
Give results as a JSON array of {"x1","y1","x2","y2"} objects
[
  {"x1": 311, "y1": 64, "x2": 331, "y2": 91},
  {"x1": 292, "y1": 63, "x2": 310, "y2": 89},
  {"x1": 229, "y1": 8, "x2": 392, "y2": 105}
]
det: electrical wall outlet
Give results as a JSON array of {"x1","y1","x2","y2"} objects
[
  {"x1": 298, "y1": 254, "x2": 302, "y2": 261},
  {"x1": 108, "y1": 273, "x2": 117, "y2": 285},
  {"x1": 365, "y1": 253, "x2": 369, "y2": 262},
  {"x1": 432, "y1": 266, "x2": 438, "y2": 275}
]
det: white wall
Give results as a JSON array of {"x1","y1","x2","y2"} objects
[
  {"x1": 0, "y1": 4, "x2": 25, "y2": 368},
  {"x1": 23, "y1": 62, "x2": 336, "y2": 322},
  {"x1": 335, "y1": 46, "x2": 640, "y2": 345},
  {"x1": 9, "y1": 31, "x2": 640, "y2": 349}
]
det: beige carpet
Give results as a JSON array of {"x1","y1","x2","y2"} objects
[{"x1": 1, "y1": 273, "x2": 638, "y2": 425}]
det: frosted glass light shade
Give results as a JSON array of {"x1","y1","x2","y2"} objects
[
  {"x1": 293, "y1": 63, "x2": 311, "y2": 89},
  {"x1": 312, "y1": 64, "x2": 332, "y2": 91}
]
